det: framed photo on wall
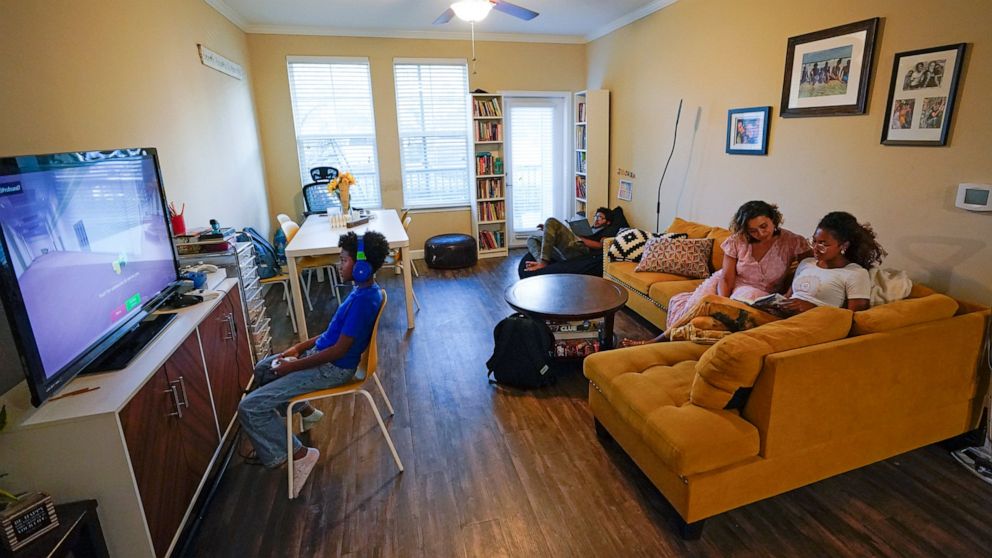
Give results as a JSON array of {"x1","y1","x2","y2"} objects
[
  {"x1": 780, "y1": 18, "x2": 879, "y2": 117},
  {"x1": 726, "y1": 107, "x2": 770, "y2": 155},
  {"x1": 881, "y1": 43, "x2": 967, "y2": 146}
]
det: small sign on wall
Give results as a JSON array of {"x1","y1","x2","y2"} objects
[
  {"x1": 197, "y1": 44, "x2": 244, "y2": 80},
  {"x1": 618, "y1": 179, "x2": 633, "y2": 201}
]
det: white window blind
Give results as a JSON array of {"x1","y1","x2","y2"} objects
[
  {"x1": 287, "y1": 58, "x2": 381, "y2": 208},
  {"x1": 394, "y1": 61, "x2": 470, "y2": 208},
  {"x1": 509, "y1": 105, "x2": 556, "y2": 231}
]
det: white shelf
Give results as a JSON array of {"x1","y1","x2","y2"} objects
[
  {"x1": 573, "y1": 89, "x2": 609, "y2": 215},
  {"x1": 471, "y1": 93, "x2": 507, "y2": 257},
  {"x1": 477, "y1": 174, "x2": 505, "y2": 178},
  {"x1": 475, "y1": 139, "x2": 503, "y2": 144},
  {"x1": 478, "y1": 219, "x2": 505, "y2": 225},
  {"x1": 478, "y1": 197, "x2": 505, "y2": 201}
]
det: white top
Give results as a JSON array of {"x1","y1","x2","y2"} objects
[
  {"x1": 791, "y1": 258, "x2": 871, "y2": 308},
  {"x1": 285, "y1": 209, "x2": 409, "y2": 258}
]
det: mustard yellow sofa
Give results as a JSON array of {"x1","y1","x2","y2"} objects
[
  {"x1": 603, "y1": 218, "x2": 732, "y2": 329},
  {"x1": 584, "y1": 288, "x2": 990, "y2": 538}
]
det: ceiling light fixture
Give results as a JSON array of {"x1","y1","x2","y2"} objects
[{"x1": 451, "y1": 0, "x2": 493, "y2": 23}]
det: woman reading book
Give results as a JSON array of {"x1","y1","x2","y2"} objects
[
  {"x1": 623, "y1": 200, "x2": 811, "y2": 346},
  {"x1": 623, "y1": 210, "x2": 884, "y2": 345}
]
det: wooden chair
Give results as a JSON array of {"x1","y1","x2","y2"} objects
[{"x1": 285, "y1": 290, "x2": 402, "y2": 499}]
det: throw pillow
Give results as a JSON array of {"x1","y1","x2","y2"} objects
[
  {"x1": 635, "y1": 237, "x2": 713, "y2": 278},
  {"x1": 608, "y1": 229, "x2": 687, "y2": 262}
]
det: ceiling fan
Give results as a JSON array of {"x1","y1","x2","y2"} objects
[{"x1": 433, "y1": 0, "x2": 539, "y2": 25}]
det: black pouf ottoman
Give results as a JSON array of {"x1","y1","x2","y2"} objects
[{"x1": 425, "y1": 233, "x2": 477, "y2": 269}]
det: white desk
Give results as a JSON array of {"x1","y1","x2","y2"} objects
[{"x1": 286, "y1": 209, "x2": 414, "y2": 340}]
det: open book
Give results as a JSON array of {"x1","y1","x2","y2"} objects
[
  {"x1": 566, "y1": 215, "x2": 594, "y2": 237},
  {"x1": 734, "y1": 293, "x2": 791, "y2": 316}
]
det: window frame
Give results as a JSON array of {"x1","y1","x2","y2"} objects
[
  {"x1": 286, "y1": 55, "x2": 382, "y2": 209},
  {"x1": 393, "y1": 58, "x2": 472, "y2": 210}
]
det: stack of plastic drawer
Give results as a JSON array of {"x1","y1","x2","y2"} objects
[{"x1": 178, "y1": 241, "x2": 272, "y2": 361}]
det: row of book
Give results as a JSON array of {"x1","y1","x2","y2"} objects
[
  {"x1": 174, "y1": 227, "x2": 238, "y2": 255},
  {"x1": 473, "y1": 98, "x2": 502, "y2": 117},
  {"x1": 476, "y1": 152, "x2": 504, "y2": 175},
  {"x1": 476, "y1": 177, "x2": 504, "y2": 199},
  {"x1": 475, "y1": 121, "x2": 503, "y2": 142},
  {"x1": 478, "y1": 229, "x2": 505, "y2": 250},
  {"x1": 576, "y1": 101, "x2": 586, "y2": 123},
  {"x1": 575, "y1": 175, "x2": 587, "y2": 199},
  {"x1": 575, "y1": 127, "x2": 587, "y2": 149},
  {"x1": 477, "y1": 201, "x2": 505, "y2": 221},
  {"x1": 575, "y1": 151, "x2": 587, "y2": 174}
]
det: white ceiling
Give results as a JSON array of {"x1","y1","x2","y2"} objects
[{"x1": 205, "y1": 0, "x2": 677, "y2": 43}]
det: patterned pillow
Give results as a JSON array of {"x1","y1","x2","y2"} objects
[
  {"x1": 608, "y1": 229, "x2": 687, "y2": 262},
  {"x1": 635, "y1": 236, "x2": 713, "y2": 278}
]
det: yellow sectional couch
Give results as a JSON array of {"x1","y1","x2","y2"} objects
[
  {"x1": 602, "y1": 218, "x2": 732, "y2": 329},
  {"x1": 584, "y1": 288, "x2": 990, "y2": 538}
]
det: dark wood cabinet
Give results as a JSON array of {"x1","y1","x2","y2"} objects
[
  {"x1": 199, "y1": 287, "x2": 254, "y2": 430},
  {"x1": 119, "y1": 333, "x2": 219, "y2": 557}
]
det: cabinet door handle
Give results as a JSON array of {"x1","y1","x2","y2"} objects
[
  {"x1": 223, "y1": 313, "x2": 237, "y2": 340},
  {"x1": 171, "y1": 377, "x2": 189, "y2": 408},
  {"x1": 165, "y1": 386, "x2": 184, "y2": 418}
]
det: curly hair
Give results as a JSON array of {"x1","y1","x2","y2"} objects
[
  {"x1": 816, "y1": 211, "x2": 887, "y2": 269},
  {"x1": 338, "y1": 230, "x2": 390, "y2": 273},
  {"x1": 729, "y1": 200, "x2": 783, "y2": 241}
]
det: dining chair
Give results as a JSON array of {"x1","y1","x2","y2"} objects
[
  {"x1": 381, "y1": 214, "x2": 421, "y2": 310},
  {"x1": 259, "y1": 273, "x2": 298, "y2": 334},
  {"x1": 309, "y1": 166, "x2": 339, "y2": 183},
  {"x1": 276, "y1": 213, "x2": 292, "y2": 225},
  {"x1": 285, "y1": 290, "x2": 402, "y2": 499},
  {"x1": 280, "y1": 220, "x2": 345, "y2": 309}
]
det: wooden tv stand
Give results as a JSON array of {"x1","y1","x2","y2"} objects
[{"x1": 0, "y1": 276, "x2": 255, "y2": 558}]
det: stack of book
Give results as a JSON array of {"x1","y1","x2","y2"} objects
[
  {"x1": 173, "y1": 226, "x2": 237, "y2": 255},
  {"x1": 547, "y1": 319, "x2": 602, "y2": 358}
]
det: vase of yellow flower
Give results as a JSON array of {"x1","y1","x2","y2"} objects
[{"x1": 327, "y1": 172, "x2": 356, "y2": 214}]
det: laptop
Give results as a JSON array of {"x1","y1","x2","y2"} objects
[{"x1": 566, "y1": 215, "x2": 594, "y2": 237}]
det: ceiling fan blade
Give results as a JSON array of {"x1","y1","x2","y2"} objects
[
  {"x1": 491, "y1": 0, "x2": 539, "y2": 21},
  {"x1": 433, "y1": 8, "x2": 455, "y2": 25}
]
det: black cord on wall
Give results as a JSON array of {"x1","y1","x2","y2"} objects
[{"x1": 655, "y1": 99, "x2": 683, "y2": 233}]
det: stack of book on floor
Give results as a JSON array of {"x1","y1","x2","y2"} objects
[
  {"x1": 546, "y1": 319, "x2": 602, "y2": 358},
  {"x1": 173, "y1": 226, "x2": 237, "y2": 255}
]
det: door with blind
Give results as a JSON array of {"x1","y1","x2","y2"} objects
[{"x1": 503, "y1": 94, "x2": 568, "y2": 246}]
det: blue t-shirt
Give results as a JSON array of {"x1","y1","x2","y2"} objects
[{"x1": 314, "y1": 284, "x2": 383, "y2": 369}]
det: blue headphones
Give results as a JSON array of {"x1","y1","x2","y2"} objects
[{"x1": 352, "y1": 235, "x2": 372, "y2": 282}]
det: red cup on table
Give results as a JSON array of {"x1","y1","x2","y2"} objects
[{"x1": 170, "y1": 213, "x2": 186, "y2": 236}]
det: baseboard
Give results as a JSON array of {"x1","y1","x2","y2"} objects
[{"x1": 410, "y1": 249, "x2": 424, "y2": 260}]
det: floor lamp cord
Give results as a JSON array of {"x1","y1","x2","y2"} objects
[{"x1": 655, "y1": 99, "x2": 683, "y2": 233}]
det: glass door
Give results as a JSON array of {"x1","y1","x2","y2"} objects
[{"x1": 503, "y1": 95, "x2": 568, "y2": 247}]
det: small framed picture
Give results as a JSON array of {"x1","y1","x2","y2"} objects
[
  {"x1": 726, "y1": 107, "x2": 770, "y2": 155},
  {"x1": 780, "y1": 18, "x2": 879, "y2": 117},
  {"x1": 881, "y1": 43, "x2": 967, "y2": 146},
  {"x1": 617, "y1": 179, "x2": 633, "y2": 201}
]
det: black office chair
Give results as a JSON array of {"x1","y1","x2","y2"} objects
[
  {"x1": 302, "y1": 166, "x2": 340, "y2": 215},
  {"x1": 310, "y1": 166, "x2": 339, "y2": 184},
  {"x1": 303, "y1": 182, "x2": 341, "y2": 216}
]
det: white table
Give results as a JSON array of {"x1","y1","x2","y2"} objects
[{"x1": 285, "y1": 209, "x2": 414, "y2": 340}]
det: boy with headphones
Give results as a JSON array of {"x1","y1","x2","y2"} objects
[{"x1": 238, "y1": 230, "x2": 390, "y2": 497}]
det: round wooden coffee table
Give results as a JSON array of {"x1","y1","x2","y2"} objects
[{"x1": 504, "y1": 274, "x2": 629, "y2": 349}]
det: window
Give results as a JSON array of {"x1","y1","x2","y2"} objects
[
  {"x1": 287, "y1": 57, "x2": 381, "y2": 208},
  {"x1": 394, "y1": 60, "x2": 471, "y2": 209}
]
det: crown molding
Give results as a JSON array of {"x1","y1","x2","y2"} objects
[
  {"x1": 244, "y1": 25, "x2": 586, "y2": 45},
  {"x1": 585, "y1": 0, "x2": 679, "y2": 42},
  {"x1": 202, "y1": 0, "x2": 248, "y2": 30}
]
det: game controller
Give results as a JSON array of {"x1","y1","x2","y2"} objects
[{"x1": 271, "y1": 356, "x2": 297, "y2": 369}]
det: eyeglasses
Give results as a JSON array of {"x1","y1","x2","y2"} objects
[{"x1": 809, "y1": 236, "x2": 835, "y2": 248}]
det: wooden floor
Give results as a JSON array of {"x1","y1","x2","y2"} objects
[{"x1": 186, "y1": 251, "x2": 992, "y2": 557}]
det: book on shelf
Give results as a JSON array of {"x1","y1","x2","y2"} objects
[
  {"x1": 476, "y1": 178, "x2": 504, "y2": 198},
  {"x1": 575, "y1": 127, "x2": 586, "y2": 149},
  {"x1": 574, "y1": 175, "x2": 587, "y2": 198},
  {"x1": 172, "y1": 226, "x2": 211, "y2": 244},
  {"x1": 475, "y1": 121, "x2": 503, "y2": 142},
  {"x1": 473, "y1": 98, "x2": 502, "y2": 117},
  {"x1": 577, "y1": 101, "x2": 586, "y2": 123},
  {"x1": 476, "y1": 152, "x2": 503, "y2": 175},
  {"x1": 478, "y1": 229, "x2": 505, "y2": 250},
  {"x1": 576, "y1": 151, "x2": 587, "y2": 174},
  {"x1": 176, "y1": 240, "x2": 233, "y2": 255},
  {"x1": 478, "y1": 200, "x2": 505, "y2": 221}
]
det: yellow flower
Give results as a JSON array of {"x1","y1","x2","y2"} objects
[{"x1": 327, "y1": 172, "x2": 356, "y2": 211}]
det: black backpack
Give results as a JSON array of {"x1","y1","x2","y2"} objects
[
  {"x1": 486, "y1": 313, "x2": 555, "y2": 388},
  {"x1": 239, "y1": 227, "x2": 281, "y2": 280}
]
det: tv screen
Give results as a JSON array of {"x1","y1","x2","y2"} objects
[{"x1": 0, "y1": 148, "x2": 179, "y2": 406}]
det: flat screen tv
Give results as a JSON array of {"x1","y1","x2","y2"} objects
[{"x1": 0, "y1": 148, "x2": 181, "y2": 406}]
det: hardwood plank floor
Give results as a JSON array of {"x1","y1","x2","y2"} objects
[{"x1": 185, "y1": 251, "x2": 992, "y2": 557}]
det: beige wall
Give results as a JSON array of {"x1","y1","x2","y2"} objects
[
  {"x1": 589, "y1": 0, "x2": 992, "y2": 302},
  {"x1": 0, "y1": 0, "x2": 270, "y2": 236},
  {"x1": 247, "y1": 34, "x2": 585, "y2": 248}
]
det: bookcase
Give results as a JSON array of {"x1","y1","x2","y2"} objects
[
  {"x1": 469, "y1": 93, "x2": 508, "y2": 259},
  {"x1": 574, "y1": 90, "x2": 610, "y2": 217}
]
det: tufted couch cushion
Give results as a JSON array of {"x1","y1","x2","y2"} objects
[
  {"x1": 690, "y1": 306, "x2": 854, "y2": 409},
  {"x1": 851, "y1": 293, "x2": 958, "y2": 335}
]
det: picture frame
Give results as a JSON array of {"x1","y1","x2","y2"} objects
[
  {"x1": 780, "y1": 18, "x2": 879, "y2": 117},
  {"x1": 617, "y1": 179, "x2": 633, "y2": 201},
  {"x1": 880, "y1": 43, "x2": 967, "y2": 146},
  {"x1": 726, "y1": 106, "x2": 770, "y2": 155}
]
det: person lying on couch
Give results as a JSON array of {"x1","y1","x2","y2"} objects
[
  {"x1": 623, "y1": 211, "x2": 886, "y2": 345},
  {"x1": 524, "y1": 207, "x2": 622, "y2": 272}
]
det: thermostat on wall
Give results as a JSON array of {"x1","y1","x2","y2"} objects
[{"x1": 955, "y1": 183, "x2": 992, "y2": 212}]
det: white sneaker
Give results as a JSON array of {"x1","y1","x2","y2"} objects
[
  {"x1": 292, "y1": 447, "x2": 320, "y2": 498},
  {"x1": 301, "y1": 408, "x2": 324, "y2": 432}
]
